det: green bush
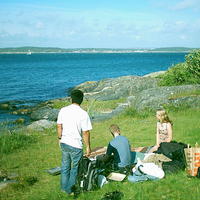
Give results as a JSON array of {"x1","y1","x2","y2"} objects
[
  {"x1": 159, "y1": 50, "x2": 200, "y2": 86},
  {"x1": 185, "y1": 50, "x2": 200, "y2": 83},
  {"x1": 159, "y1": 62, "x2": 190, "y2": 86}
]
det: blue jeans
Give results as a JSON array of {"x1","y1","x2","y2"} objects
[
  {"x1": 128, "y1": 169, "x2": 159, "y2": 183},
  {"x1": 60, "y1": 143, "x2": 83, "y2": 194}
]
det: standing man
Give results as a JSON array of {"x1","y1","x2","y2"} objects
[
  {"x1": 57, "y1": 89, "x2": 92, "y2": 195},
  {"x1": 106, "y1": 124, "x2": 131, "y2": 170}
]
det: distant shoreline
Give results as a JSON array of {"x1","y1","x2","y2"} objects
[
  {"x1": 0, "y1": 51, "x2": 191, "y2": 54},
  {"x1": 0, "y1": 46, "x2": 198, "y2": 54}
]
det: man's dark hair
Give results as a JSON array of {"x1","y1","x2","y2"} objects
[{"x1": 71, "y1": 89, "x2": 84, "y2": 105}]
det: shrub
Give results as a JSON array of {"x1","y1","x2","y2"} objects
[
  {"x1": 159, "y1": 63, "x2": 190, "y2": 86},
  {"x1": 159, "y1": 50, "x2": 200, "y2": 86},
  {"x1": 185, "y1": 50, "x2": 200, "y2": 83}
]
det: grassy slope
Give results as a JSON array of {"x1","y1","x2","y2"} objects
[{"x1": 1, "y1": 106, "x2": 200, "y2": 200}]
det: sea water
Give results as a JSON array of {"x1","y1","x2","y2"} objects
[{"x1": 0, "y1": 52, "x2": 187, "y2": 103}]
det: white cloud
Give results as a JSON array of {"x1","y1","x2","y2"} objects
[
  {"x1": 175, "y1": 21, "x2": 185, "y2": 25},
  {"x1": 179, "y1": 35, "x2": 187, "y2": 40},
  {"x1": 172, "y1": 0, "x2": 200, "y2": 10},
  {"x1": 150, "y1": 0, "x2": 200, "y2": 12},
  {"x1": 134, "y1": 35, "x2": 142, "y2": 40},
  {"x1": 35, "y1": 22, "x2": 44, "y2": 29},
  {"x1": 0, "y1": 1, "x2": 200, "y2": 48}
]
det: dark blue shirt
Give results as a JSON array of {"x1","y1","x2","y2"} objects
[{"x1": 106, "y1": 135, "x2": 131, "y2": 168}]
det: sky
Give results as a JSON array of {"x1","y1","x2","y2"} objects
[{"x1": 0, "y1": 0, "x2": 200, "y2": 48}]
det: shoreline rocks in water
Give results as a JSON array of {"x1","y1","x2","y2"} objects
[
  {"x1": 30, "y1": 106, "x2": 59, "y2": 121},
  {"x1": 1, "y1": 71, "x2": 200, "y2": 130}
]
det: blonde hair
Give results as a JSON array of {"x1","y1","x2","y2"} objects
[{"x1": 157, "y1": 110, "x2": 173, "y2": 125}]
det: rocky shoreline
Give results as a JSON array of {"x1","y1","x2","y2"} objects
[{"x1": 1, "y1": 71, "x2": 200, "y2": 131}]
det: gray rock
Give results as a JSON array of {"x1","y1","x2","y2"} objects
[
  {"x1": 74, "y1": 76, "x2": 158, "y2": 100},
  {"x1": 27, "y1": 120, "x2": 56, "y2": 131},
  {"x1": 7, "y1": 172, "x2": 19, "y2": 180},
  {"x1": 30, "y1": 106, "x2": 59, "y2": 121},
  {"x1": 111, "y1": 103, "x2": 129, "y2": 115},
  {"x1": 0, "y1": 103, "x2": 16, "y2": 110},
  {"x1": 74, "y1": 76, "x2": 200, "y2": 119},
  {"x1": 13, "y1": 118, "x2": 25, "y2": 124},
  {"x1": 74, "y1": 81, "x2": 98, "y2": 93},
  {"x1": 169, "y1": 96, "x2": 200, "y2": 108},
  {"x1": 12, "y1": 108, "x2": 31, "y2": 115},
  {"x1": 46, "y1": 166, "x2": 61, "y2": 176},
  {"x1": 0, "y1": 103, "x2": 11, "y2": 110},
  {"x1": 0, "y1": 180, "x2": 17, "y2": 191},
  {"x1": 143, "y1": 71, "x2": 166, "y2": 78},
  {"x1": 90, "y1": 102, "x2": 129, "y2": 122},
  {"x1": 0, "y1": 170, "x2": 18, "y2": 191},
  {"x1": 90, "y1": 112, "x2": 112, "y2": 122},
  {"x1": 128, "y1": 84, "x2": 200, "y2": 111}
]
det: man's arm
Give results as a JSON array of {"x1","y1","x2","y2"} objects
[
  {"x1": 57, "y1": 124, "x2": 62, "y2": 139},
  {"x1": 83, "y1": 130, "x2": 91, "y2": 156},
  {"x1": 106, "y1": 143, "x2": 115, "y2": 155}
]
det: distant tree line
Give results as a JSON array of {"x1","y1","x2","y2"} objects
[{"x1": 0, "y1": 46, "x2": 198, "y2": 53}]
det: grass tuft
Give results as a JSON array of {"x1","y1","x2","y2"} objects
[{"x1": 0, "y1": 133, "x2": 37, "y2": 154}]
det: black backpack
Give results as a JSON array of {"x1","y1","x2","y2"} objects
[
  {"x1": 74, "y1": 156, "x2": 99, "y2": 193},
  {"x1": 155, "y1": 141, "x2": 187, "y2": 174}
]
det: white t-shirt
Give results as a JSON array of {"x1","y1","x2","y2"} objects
[{"x1": 57, "y1": 104, "x2": 92, "y2": 149}]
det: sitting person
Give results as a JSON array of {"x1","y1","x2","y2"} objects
[
  {"x1": 106, "y1": 124, "x2": 132, "y2": 170},
  {"x1": 149, "y1": 109, "x2": 173, "y2": 153}
]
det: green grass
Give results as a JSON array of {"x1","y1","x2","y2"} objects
[
  {"x1": 168, "y1": 89, "x2": 200, "y2": 100},
  {"x1": 0, "y1": 132, "x2": 37, "y2": 154},
  {"x1": 0, "y1": 106, "x2": 200, "y2": 200},
  {"x1": 49, "y1": 99, "x2": 71, "y2": 109},
  {"x1": 51, "y1": 98, "x2": 125, "y2": 112}
]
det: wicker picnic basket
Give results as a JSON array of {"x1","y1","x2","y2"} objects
[{"x1": 184, "y1": 144, "x2": 200, "y2": 176}]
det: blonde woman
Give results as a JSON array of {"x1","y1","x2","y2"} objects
[{"x1": 149, "y1": 110, "x2": 173, "y2": 153}]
